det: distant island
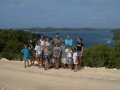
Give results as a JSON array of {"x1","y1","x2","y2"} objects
[{"x1": 9, "y1": 27, "x2": 112, "y2": 33}]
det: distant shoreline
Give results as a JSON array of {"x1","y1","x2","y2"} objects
[
  {"x1": 0, "y1": 28, "x2": 112, "y2": 32},
  {"x1": 22, "y1": 28, "x2": 112, "y2": 33}
]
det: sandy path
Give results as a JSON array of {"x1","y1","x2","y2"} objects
[{"x1": 0, "y1": 60, "x2": 120, "y2": 90}]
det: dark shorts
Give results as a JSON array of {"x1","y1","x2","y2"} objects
[
  {"x1": 31, "y1": 50, "x2": 36, "y2": 55},
  {"x1": 42, "y1": 51, "x2": 44, "y2": 59},
  {"x1": 44, "y1": 56, "x2": 50, "y2": 62},
  {"x1": 54, "y1": 57, "x2": 59, "y2": 62}
]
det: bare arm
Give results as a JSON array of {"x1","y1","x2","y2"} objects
[{"x1": 81, "y1": 46, "x2": 84, "y2": 56}]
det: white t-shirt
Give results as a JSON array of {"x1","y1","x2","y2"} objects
[
  {"x1": 35, "y1": 45, "x2": 42, "y2": 54},
  {"x1": 65, "y1": 49, "x2": 72, "y2": 57},
  {"x1": 40, "y1": 39, "x2": 45, "y2": 46},
  {"x1": 73, "y1": 52, "x2": 78, "y2": 64}
]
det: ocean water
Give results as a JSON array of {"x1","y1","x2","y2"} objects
[{"x1": 40, "y1": 30, "x2": 114, "y2": 47}]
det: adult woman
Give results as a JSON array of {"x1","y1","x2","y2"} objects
[{"x1": 76, "y1": 37, "x2": 84, "y2": 66}]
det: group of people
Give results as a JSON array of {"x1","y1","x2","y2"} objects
[{"x1": 21, "y1": 33, "x2": 84, "y2": 72}]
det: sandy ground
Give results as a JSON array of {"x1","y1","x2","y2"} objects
[{"x1": 0, "y1": 58, "x2": 120, "y2": 90}]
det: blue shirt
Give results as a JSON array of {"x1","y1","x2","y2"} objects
[
  {"x1": 21, "y1": 48, "x2": 30, "y2": 59},
  {"x1": 65, "y1": 39, "x2": 73, "y2": 47}
]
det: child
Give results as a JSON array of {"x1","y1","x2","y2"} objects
[
  {"x1": 49, "y1": 40, "x2": 55, "y2": 68},
  {"x1": 21, "y1": 44, "x2": 30, "y2": 68},
  {"x1": 39, "y1": 35, "x2": 45, "y2": 47},
  {"x1": 65, "y1": 46, "x2": 73, "y2": 70},
  {"x1": 35, "y1": 42, "x2": 43, "y2": 68},
  {"x1": 73, "y1": 48, "x2": 78, "y2": 72},
  {"x1": 29, "y1": 40, "x2": 36, "y2": 66},
  {"x1": 60, "y1": 40, "x2": 67, "y2": 68},
  {"x1": 53, "y1": 44, "x2": 61, "y2": 69},
  {"x1": 45, "y1": 38, "x2": 51, "y2": 47},
  {"x1": 44, "y1": 46, "x2": 51, "y2": 70},
  {"x1": 39, "y1": 35, "x2": 46, "y2": 62}
]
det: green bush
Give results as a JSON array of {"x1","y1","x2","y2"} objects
[
  {"x1": 0, "y1": 29, "x2": 35, "y2": 60},
  {"x1": 18, "y1": 53, "x2": 23, "y2": 61},
  {"x1": 1, "y1": 52, "x2": 15, "y2": 60},
  {"x1": 83, "y1": 43, "x2": 120, "y2": 69}
]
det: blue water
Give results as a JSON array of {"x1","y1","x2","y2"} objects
[{"x1": 40, "y1": 30, "x2": 114, "y2": 47}]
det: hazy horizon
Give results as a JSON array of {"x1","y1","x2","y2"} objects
[{"x1": 0, "y1": 26, "x2": 118, "y2": 30}]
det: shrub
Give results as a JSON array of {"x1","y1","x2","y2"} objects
[
  {"x1": 0, "y1": 29, "x2": 35, "y2": 60},
  {"x1": 84, "y1": 45, "x2": 111, "y2": 68}
]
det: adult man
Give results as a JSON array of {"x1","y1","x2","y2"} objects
[{"x1": 65, "y1": 34, "x2": 73, "y2": 47}]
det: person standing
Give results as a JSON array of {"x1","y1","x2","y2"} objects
[
  {"x1": 65, "y1": 46, "x2": 73, "y2": 70},
  {"x1": 29, "y1": 39, "x2": 36, "y2": 66},
  {"x1": 65, "y1": 34, "x2": 73, "y2": 47},
  {"x1": 39, "y1": 35, "x2": 45, "y2": 47},
  {"x1": 44, "y1": 46, "x2": 51, "y2": 70},
  {"x1": 45, "y1": 38, "x2": 51, "y2": 47},
  {"x1": 60, "y1": 40, "x2": 67, "y2": 68},
  {"x1": 73, "y1": 48, "x2": 78, "y2": 72},
  {"x1": 39, "y1": 35, "x2": 46, "y2": 63},
  {"x1": 49, "y1": 40, "x2": 55, "y2": 68},
  {"x1": 53, "y1": 44, "x2": 61, "y2": 69},
  {"x1": 76, "y1": 37, "x2": 84, "y2": 66},
  {"x1": 21, "y1": 44, "x2": 30, "y2": 68},
  {"x1": 34, "y1": 42, "x2": 43, "y2": 68},
  {"x1": 29, "y1": 39, "x2": 35, "y2": 49},
  {"x1": 53, "y1": 33, "x2": 62, "y2": 45}
]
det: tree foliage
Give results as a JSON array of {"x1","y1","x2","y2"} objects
[{"x1": 0, "y1": 29, "x2": 35, "y2": 60}]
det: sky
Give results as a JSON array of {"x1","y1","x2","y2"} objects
[{"x1": 0, "y1": 0, "x2": 120, "y2": 28}]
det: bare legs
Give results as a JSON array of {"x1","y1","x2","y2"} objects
[
  {"x1": 74, "y1": 64, "x2": 78, "y2": 72},
  {"x1": 44, "y1": 57, "x2": 49, "y2": 70},
  {"x1": 37, "y1": 58, "x2": 43, "y2": 68},
  {"x1": 54, "y1": 58, "x2": 59, "y2": 69},
  {"x1": 30, "y1": 57, "x2": 35, "y2": 66},
  {"x1": 68, "y1": 64, "x2": 72, "y2": 70},
  {"x1": 24, "y1": 61, "x2": 29, "y2": 68}
]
